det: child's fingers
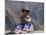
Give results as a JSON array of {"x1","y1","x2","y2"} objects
[
  {"x1": 28, "y1": 29, "x2": 32, "y2": 32},
  {"x1": 25, "y1": 29, "x2": 32, "y2": 33}
]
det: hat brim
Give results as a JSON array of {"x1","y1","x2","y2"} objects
[{"x1": 22, "y1": 9, "x2": 29, "y2": 13}]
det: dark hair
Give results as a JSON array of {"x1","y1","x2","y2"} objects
[{"x1": 22, "y1": 9, "x2": 29, "y2": 13}]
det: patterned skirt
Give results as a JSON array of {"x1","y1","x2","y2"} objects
[{"x1": 14, "y1": 22, "x2": 34, "y2": 33}]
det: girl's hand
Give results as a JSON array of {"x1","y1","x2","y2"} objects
[{"x1": 26, "y1": 29, "x2": 32, "y2": 32}]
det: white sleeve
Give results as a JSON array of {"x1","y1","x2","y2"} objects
[
  {"x1": 27, "y1": 18, "x2": 31, "y2": 22},
  {"x1": 27, "y1": 15, "x2": 32, "y2": 22}
]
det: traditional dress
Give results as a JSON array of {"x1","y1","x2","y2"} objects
[{"x1": 14, "y1": 15, "x2": 34, "y2": 33}]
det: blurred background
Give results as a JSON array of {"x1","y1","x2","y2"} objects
[{"x1": 5, "y1": 0, "x2": 44, "y2": 33}]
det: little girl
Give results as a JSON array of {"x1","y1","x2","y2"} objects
[{"x1": 14, "y1": 7, "x2": 34, "y2": 34}]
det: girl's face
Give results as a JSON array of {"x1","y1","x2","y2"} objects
[{"x1": 22, "y1": 11, "x2": 28, "y2": 17}]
